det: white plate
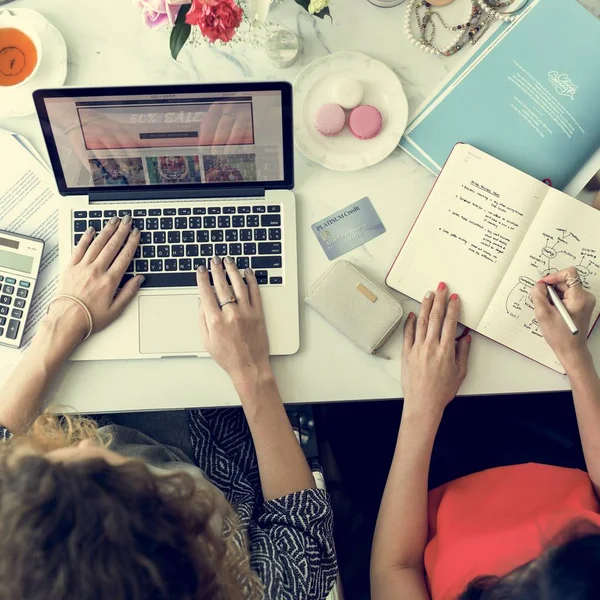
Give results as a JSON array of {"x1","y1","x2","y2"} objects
[
  {"x1": 0, "y1": 8, "x2": 67, "y2": 118},
  {"x1": 293, "y1": 52, "x2": 409, "y2": 171}
]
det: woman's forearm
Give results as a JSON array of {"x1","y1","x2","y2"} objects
[
  {"x1": 567, "y1": 351, "x2": 600, "y2": 496},
  {"x1": 371, "y1": 405, "x2": 441, "y2": 592},
  {"x1": 0, "y1": 304, "x2": 85, "y2": 434},
  {"x1": 234, "y1": 369, "x2": 315, "y2": 501}
]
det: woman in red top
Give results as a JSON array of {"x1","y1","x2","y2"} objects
[{"x1": 371, "y1": 266, "x2": 600, "y2": 600}]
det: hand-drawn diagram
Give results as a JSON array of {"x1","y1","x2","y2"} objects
[{"x1": 505, "y1": 228, "x2": 600, "y2": 337}]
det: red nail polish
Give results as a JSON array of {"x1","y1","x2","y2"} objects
[
  {"x1": 408, "y1": 312, "x2": 415, "y2": 319},
  {"x1": 450, "y1": 293, "x2": 458, "y2": 301},
  {"x1": 438, "y1": 282, "x2": 446, "y2": 291}
]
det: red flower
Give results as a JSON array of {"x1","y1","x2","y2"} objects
[{"x1": 186, "y1": 0, "x2": 243, "y2": 44}]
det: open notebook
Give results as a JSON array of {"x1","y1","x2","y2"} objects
[{"x1": 386, "y1": 144, "x2": 600, "y2": 373}]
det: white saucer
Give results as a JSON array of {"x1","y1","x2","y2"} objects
[
  {"x1": 293, "y1": 52, "x2": 409, "y2": 172},
  {"x1": 0, "y1": 9, "x2": 67, "y2": 118}
]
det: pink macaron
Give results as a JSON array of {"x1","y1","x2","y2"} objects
[
  {"x1": 348, "y1": 105, "x2": 383, "y2": 140},
  {"x1": 314, "y1": 103, "x2": 346, "y2": 136}
]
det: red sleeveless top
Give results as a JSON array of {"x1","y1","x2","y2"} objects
[{"x1": 425, "y1": 463, "x2": 600, "y2": 600}]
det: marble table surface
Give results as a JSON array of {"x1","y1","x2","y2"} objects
[{"x1": 0, "y1": 0, "x2": 598, "y2": 412}]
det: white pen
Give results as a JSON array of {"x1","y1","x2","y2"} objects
[{"x1": 546, "y1": 284, "x2": 579, "y2": 335}]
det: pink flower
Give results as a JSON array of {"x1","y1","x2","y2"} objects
[
  {"x1": 135, "y1": 0, "x2": 188, "y2": 30},
  {"x1": 186, "y1": 0, "x2": 244, "y2": 44}
]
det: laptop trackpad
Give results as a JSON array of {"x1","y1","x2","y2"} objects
[{"x1": 139, "y1": 295, "x2": 204, "y2": 355}]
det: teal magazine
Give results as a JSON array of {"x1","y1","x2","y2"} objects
[{"x1": 400, "y1": 0, "x2": 600, "y2": 193}]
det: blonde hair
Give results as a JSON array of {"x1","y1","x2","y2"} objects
[{"x1": 0, "y1": 413, "x2": 262, "y2": 600}]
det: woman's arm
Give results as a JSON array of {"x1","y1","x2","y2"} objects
[
  {"x1": 371, "y1": 409, "x2": 441, "y2": 600},
  {"x1": 0, "y1": 217, "x2": 143, "y2": 433},
  {"x1": 232, "y1": 372, "x2": 316, "y2": 501},
  {"x1": 371, "y1": 284, "x2": 471, "y2": 600},
  {"x1": 196, "y1": 257, "x2": 315, "y2": 501},
  {"x1": 0, "y1": 303, "x2": 85, "y2": 433},
  {"x1": 532, "y1": 267, "x2": 600, "y2": 496},
  {"x1": 569, "y1": 359, "x2": 600, "y2": 498}
]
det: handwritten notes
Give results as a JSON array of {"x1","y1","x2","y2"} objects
[
  {"x1": 439, "y1": 179, "x2": 527, "y2": 265},
  {"x1": 480, "y1": 190, "x2": 600, "y2": 373},
  {"x1": 388, "y1": 143, "x2": 600, "y2": 374},
  {"x1": 387, "y1": 144, "x2": 548, "y2": 329}
]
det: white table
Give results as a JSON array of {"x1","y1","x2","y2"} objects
[{"x1": 1, "y1": 0, "x2": 599, "y2": 413}]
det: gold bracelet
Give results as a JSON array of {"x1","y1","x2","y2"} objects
[{"x1": 46, "y1": 295, "x2": 94, "y2": 341}]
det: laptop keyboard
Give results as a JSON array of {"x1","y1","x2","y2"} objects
[{"x1": 72, "y1": 203, "x2": 284, "y2": 288}]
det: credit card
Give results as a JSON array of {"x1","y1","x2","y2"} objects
[{"x1": 311, "y1": 197, "x2": 386, "y2": 260}]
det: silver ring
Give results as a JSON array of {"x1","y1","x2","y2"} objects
[
  {"x1": 566, "y1": 277, "x2": 582, "y2": 288},
  {"x1": 219, "y1": 295, "x2": 237, "y2": 308}
]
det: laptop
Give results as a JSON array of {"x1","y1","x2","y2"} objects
[{"x1": 33, "y1": 82, "x2": 299, "y2": 361}]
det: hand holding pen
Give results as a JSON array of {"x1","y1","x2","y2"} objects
[
  {"x1": 546, "y1": 284, "x2": 579, "y2": 335},
  {"x1": 532, "y1": 267, "x2": 596, "y2": 373}
]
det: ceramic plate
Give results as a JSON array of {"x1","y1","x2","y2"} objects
[
  {"x1": 293, "y1": 52, "x2": 409, "y2": 171},
  {"x1": 0, "y1": 8, "x2": 67, "y2": 118}
]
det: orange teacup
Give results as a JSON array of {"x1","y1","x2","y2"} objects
[{"x1": 0, "y1": 17, "x2": 40, "y2": 87}]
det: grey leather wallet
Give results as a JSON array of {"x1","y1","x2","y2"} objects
[{"x1": 305, "y1": 260, "x2": 403, "y2": 356}]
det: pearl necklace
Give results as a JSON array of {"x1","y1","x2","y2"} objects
[{"x1": 404, "y1": 0, "x2": 517, "y2": 57}]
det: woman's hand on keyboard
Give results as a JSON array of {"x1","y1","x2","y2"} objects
[
  {"x1": 533, "y1": 266, "x2": 596, "y2": 374},
  {"x1": 196, "y1": 257, "x2": 271, "y2": 387},
  {"x1": 49, "y1": 216, "x2": 144, "y2": 344}
]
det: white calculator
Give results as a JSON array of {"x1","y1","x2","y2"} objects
[{"x1": 0, "y1": 230, "x2": 44, "y2": 349}]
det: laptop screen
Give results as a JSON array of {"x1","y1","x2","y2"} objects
[{"x1": 34, "y1": 83, "x2": 293, "y2": 195}]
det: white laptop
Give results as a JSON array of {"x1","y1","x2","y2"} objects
[{"x1": 34, "y1": 82, "x2": 299, "y2": 361}]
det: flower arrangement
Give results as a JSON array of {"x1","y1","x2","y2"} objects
[{"x1": 134, "y1": 0, "x2": 331, "y2": 59}]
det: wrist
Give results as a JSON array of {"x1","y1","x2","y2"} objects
[
  {"x1": 564, "y1": 349, "x2": 597, "y2": 381},
  {"x1": 231, "y1": 366, "x2": 279, "y2": 408},
  {"x1": 561, "y1": 348, "x2": 595, "y2": 378},
  {"x1": 397, "y1": 401, "x2": 441, "y2": 456},
  {"x1": 402, "y1": 396, "x2": 445, "y2": 422},
  {"x1": 401, "y1": 398, "x2": 444, "y2": 432},
  {"x1": 230, "y1": 362, "x2": 274, "y2": 392},
  {"x1": 39, "y1": 301, "x2": 88, "y2": 355}
]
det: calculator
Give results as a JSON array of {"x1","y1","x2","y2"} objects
[{"x1": 0, "y1": 230, "x2": 44, "y2": 349}]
